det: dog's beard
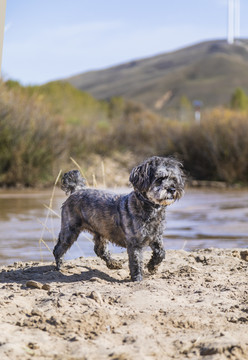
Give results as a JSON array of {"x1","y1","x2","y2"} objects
[
  {"x1": 159, "y1": 198, "x2": 176, "y2": 206},
  {"x1": 145, "y1": 190, "x2": 171, "y2": 206},
  {"x1": 146, "y1": 188, "x2": 182, "y2": 206}
]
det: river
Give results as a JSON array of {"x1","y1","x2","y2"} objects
[{"x1": 0, "y1": 188, "x2": 247, "y2": 265}]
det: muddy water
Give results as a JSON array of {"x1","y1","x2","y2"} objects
[{"x1": 0, "y1": 188, "x2": 247, "y2": 265}]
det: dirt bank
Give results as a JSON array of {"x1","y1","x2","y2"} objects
[{"x1": 0, "y1": 248, "x2": 248, "y2": 359}]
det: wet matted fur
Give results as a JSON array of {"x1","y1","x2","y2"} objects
[{"x1": 53, "y1": 156, "x2": 185, "y2": 281}]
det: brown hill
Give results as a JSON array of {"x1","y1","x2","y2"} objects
[{"x1": 65, "y1": 39, "x2": 248, "y2": 115}]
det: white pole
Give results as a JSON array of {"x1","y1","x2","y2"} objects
[
  {"x1": 228, "y1": 0, "x2": 234, "y2": 44},
  {"x1": 234, "y1": 0, "x2": 240, "y2": 39},
  {"x1": 0, "y1": 0, "x2": 7, "y2": 78}
]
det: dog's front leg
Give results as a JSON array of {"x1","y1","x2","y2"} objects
[
  {"x1": 127, "y1": 242, "x2": 143, "y2": 281},
  {"x1": 147, "y1": 237, "x2": 165, "y2": 274}
]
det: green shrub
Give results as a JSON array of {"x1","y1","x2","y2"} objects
[{"x1": 230, "y1": 88, "x2": 248, "y2": 111}]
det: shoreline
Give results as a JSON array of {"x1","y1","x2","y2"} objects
[
  {"x1": 1, "y1": 248, "x2": 248, "y2": 359},
  {"x1": 0, "y1": 180, "x2": 247, "y2": 193}
]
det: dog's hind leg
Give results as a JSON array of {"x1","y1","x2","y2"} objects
[
  {"x1": 147, "y1": 238, "x2": 165, "y2": 274},
  {"x1": 93, "y1": 234, "x2": 122, "y2": 270},
  {"x1": 53, "y1": 225, "x2": 80, "y2": 270}
]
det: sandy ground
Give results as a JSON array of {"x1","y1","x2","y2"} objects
[{"x1": 0, "y1": 248, "x2": 248, "y2": 360}]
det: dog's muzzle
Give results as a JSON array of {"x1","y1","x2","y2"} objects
[{"x1": 146, "y1": 187, "x2": 178, "y2": 206}]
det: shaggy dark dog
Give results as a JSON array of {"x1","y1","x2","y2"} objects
[{"x1": 53, "y1": 156, "x2": 185, "y2": 281}]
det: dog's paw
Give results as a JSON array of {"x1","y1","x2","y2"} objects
[
  {"x1": 106, "y1": 259, "x2": 123, "y2": 270},
  {"x1": 131, "y1": 273, "x2": 143, "y2": 282},
  {"x1": 54, "y1": 260, "x2": 63, "y2": 271},
  {"x1": 147, "y1": 262, "x2": 158, "y2": 274}
]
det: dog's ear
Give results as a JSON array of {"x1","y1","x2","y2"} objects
[
  {"x1": 129, "y1": 162, "x2": 153, "y2": 192},
  {"x1": 171, "y1": 158, "x2": 186, "y2": 188}
]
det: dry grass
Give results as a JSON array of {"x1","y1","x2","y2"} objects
[{"x1": 1, "y1": 81, "x2": 248, "y2": 187}]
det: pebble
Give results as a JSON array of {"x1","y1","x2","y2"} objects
[
  {"x1": 31, "y1": 308, "x2": 43, "y2": 317},
  {"x1": 240, "y1": 250, "x2": 248, "y2": 262},
  {"x1": 26, "y1": 280, "x2": 42, "y2": 289},
  {"x1": 42, "y1": 284, "x2": 51, "y2": 291},
  {"x1": 89, "y1": 291, "x2": 103, "y2": 305},
  {"x1": 26, "y1": 281, "x2": 51, "y2": 291}
]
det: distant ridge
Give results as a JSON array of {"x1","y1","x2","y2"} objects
[{"x1": 65, "y1": 39, "x2": 248, "y2": 115}]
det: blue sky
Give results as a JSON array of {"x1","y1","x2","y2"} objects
[{"x1": 2, "y1": 0, "x2": 248, "y2": 84}]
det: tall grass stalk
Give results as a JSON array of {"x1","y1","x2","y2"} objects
[
  {"x1": 92, "y1": 174, "x2": 98, "y2": 188},
  {"x1": 70, "y1": 156, "x2": 89, "y2": 186},
  {"x1": 38, "y1": 169, "x2": 62, "y2": 262},
  {"x1": 101, "y1": 161, "x2": 106, "y2": 188},
  {"x1": 181, "y1": 240, "x2": 188, "y2": 251}
]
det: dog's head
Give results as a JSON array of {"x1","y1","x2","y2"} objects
[{"x1": 129, "y1": 156, "x2": 185, "y2": 206}]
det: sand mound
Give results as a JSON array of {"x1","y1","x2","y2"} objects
[{"x1": 0, "y1": 249, "x2": 248, "y2": 359}]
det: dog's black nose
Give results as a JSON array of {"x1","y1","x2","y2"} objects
[{"x1": 168, "y1": 187, "x2": 176, "y2": 194}]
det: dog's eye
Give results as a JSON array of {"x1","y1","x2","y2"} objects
[{"x1": 155, "y1": 177, "x2": 164, "y2": 185}]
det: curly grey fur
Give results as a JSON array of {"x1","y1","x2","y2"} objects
[
  {"x1": 53, "y1": 156, "x2": 185, "y2": 281},
  {"x1": 60, "y1": 170, "x2": 86, "y2": 195}
]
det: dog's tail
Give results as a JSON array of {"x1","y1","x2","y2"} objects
[{"x1": 61, "y1": 170, "x2": 86, "y2": 195}]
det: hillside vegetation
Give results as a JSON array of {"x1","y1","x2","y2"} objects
[
  {"x1": 0, "y1": 80, "x2": 248, "y2": 187},
  {"x1": 66, "y1": 39, "x2": 248, "y2": 116}
]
